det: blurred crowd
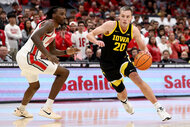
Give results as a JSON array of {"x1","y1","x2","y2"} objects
[{"x1": 0, "y1": 0, "x2": 189, "y2": 64}]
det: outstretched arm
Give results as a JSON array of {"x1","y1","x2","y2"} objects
[
  {"x1": 133, "y1": 25, "x2": 148, "y2": 52},
  {"x1": 31, "y1": 21, "x2": 54, "y2": 57},
  {"x1": 31, "y1": 21, "x2": 60, "y2": 63},
  {"x1": 49, "y1": 39, "x2": 80, "y2": 56},
  {"x1": 87, "y1": 21, "x2": 115, "y2": 47}
]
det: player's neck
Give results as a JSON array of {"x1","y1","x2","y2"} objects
[
  {"x1": 51, "y1": 19, "x2": 59, "y2": 28},
  {"x1": 120, "y1": 25, "x2": 128, "y2": 32},
  {"x1": 119, "y1": 21, "x2": 128, "y2": 32}
]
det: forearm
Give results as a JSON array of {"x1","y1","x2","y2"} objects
[
  {"x1": 139, "y1": 44, "x2": 148, "y2": 51},
  {"x1": 15, "y1": 33, "x2": 22, "y2": 39},
  {"x1": 6, "y1": 29, "x2": 22, "y2": 39},
  {"x1": 87, "y1": 33, "x2": 98, "y2": 44},
  {"x1": 50, "y1": 49, "x2": 67, "y2": 56},
  {"x1": 6, "y1": 31, "x2": 18, "y2": 39}
]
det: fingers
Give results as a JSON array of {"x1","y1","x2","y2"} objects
[
  {"x1": 66, "y1": 48, "x2": 80, "y2": 55},
  {"x1": 49, "y1": 56, "x2": 59, "y2": 64},
  {"x1": 73, "y1": 47, "x2": 80, "y2": 51},
  {"x1": 98, "y1": 41, "x2": 105, "y2": 47},
  {"x1": 100, "y1": 43, "x2": 105, "y2": 47},
  {"x1": 55, "y1": 57, "x2": 59, "y2": 64},
  {"x1": 73, "y1": 48, "x2": 80, "y2": 53},
  {"x1": 51, "y1": 58, "x2": 59, "y2": 64}
]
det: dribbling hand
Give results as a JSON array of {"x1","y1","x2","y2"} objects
[
  {"x1": 139, "y1": 50, "x2": 152, "y2": 58},
  {"x1": 95, "y1": 40, "x2": 105, "y2": 47}
]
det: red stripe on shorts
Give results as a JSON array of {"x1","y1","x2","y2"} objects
[{"x1": 29, "y1": 46, "x2": 47, "y2": 71}]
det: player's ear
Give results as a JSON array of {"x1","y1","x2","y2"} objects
[{"x1": 131, "y1": 15, "x2": 134, "y2": 21}]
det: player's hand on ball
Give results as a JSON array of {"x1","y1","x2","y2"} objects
[
  {"x1": 139, "y1": 50, "x2": 152, "y2": 57},
  {"x1": 95, "y1": 40, "x2": 105, "y2": 47},
  {"x1": 66, "y1": 47, "x2": 80, "y2": 55}
]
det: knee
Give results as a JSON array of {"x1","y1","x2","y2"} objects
[
  {"x1": 117, "y1": 91, "x2": 126, "y2": 98},
  {"x1": 129, "y1": 72, "x2": 143, "y2": 84},
  {"x1": 112, "y1": 80, "x2": 125, "y2": 93},
  {"x1": 129, "y1": 72, "x2": 139, "y2": 78},
  {"x1": 64, "y1": 69, "x2": 70, "y2": 77},
  {"x1": 59, "y1": 69, "x2": 70, "y2": 78}
]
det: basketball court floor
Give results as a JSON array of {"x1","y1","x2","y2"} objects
[{"x1": 0, "y1": 97, "x2": 190, "y2": 127}]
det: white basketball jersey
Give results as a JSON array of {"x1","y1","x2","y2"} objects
[
  {"x1": 20, "y1": 20, "x2": 56, "y2": 58},
  {"x1": 71, "y1": 31, "x2": 89, "y2": 59}
]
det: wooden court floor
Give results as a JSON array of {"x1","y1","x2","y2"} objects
[{"x1": 0, "y1": 97, "x2": 190, "y2": 127}]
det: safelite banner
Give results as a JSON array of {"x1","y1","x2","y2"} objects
[{"x1": 0, "y1": 67, "x2": 189, "y2": 102}]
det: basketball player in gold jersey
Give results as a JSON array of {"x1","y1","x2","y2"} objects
[{"x1": 87, "y1": 6, "x2": 171, "y2": 121}]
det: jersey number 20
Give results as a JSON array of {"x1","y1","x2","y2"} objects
[{"x1": 113, "y1": 42, "x2": 126, "y2": 51}]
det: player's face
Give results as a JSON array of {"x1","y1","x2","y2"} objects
[
  {"x1": 55, "y1": 8, "x2": 66, "y2": 25},
  {"x1": 119, "y1": 10, "x2": 132, "y2": 27}
]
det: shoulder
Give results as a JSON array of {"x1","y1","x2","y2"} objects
[
  {"x1": 71, "y1": 32, "x2": 77, "y2": 37},
  {"x1": 15, "y1": 25, "x2": 20, "y2": 29},
  {"x1": 6, "y1": 24, "x2": 10, "y2": 26},
  {"x1": 83, "y1": 31, "x2": 88, "y2": 35},
  {"x1": 132, "y1": 25, "x2": 141, "y2": 37},
  {"x1": 72, "y1": 31, "x2": 78, "y2": 35},
  {"x1": 102, "y1": 21, "x2": 116, "y2": 27},
  {"x1": 40, "y1": 20, "x2": 54, "y2": 31},
  {"x1": 43, "y1": 20, "x2": 54, "y2": 27},
  {"x1": 132, "y1": 25, "x2": 138, "y2": 32},
  {"x1": 4, "y1": 24, "x2": 10, "y2": 29},
  {"x1": 101, "y1": 21, "x2": 117, "y2": 33}
]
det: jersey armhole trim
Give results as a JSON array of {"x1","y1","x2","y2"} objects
[
  {"x1": 119, "y1": 21, "x2": 129, "y2": 34},
  {"x1": 131, "y1": 24, "x2": 133, "y2": 39}
]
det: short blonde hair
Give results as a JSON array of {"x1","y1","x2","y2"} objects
[{"x1": 120, "y1": 6, "x2": 133, "y2": 13}]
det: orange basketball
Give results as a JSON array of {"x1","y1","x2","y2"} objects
[{"x1": 134, "y1": 52, "x2": 152, "y2": 70}]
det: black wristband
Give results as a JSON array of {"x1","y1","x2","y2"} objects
[{"x1": 64, "y1": 50, "x2": 67, "y2": 55}]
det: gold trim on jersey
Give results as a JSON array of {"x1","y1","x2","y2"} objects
[
  {"x1": 127, "y1": 53, "x2": 131, "y2": 62},
  {"x1": 104, "y1": 21, "x2": 117, "y2": 36},
  {"x1": 120, "y1": 62, "x2": 129, "y2": 77},
  {"x1": 131, "y1": 24, "x2": 133, "y2": 39},
  {"x1": 111, "y1": 78, "x2": 124, "y2": 87},
  {"x1": 118, "y1": 21, "x2": 129, "y2": 34}
]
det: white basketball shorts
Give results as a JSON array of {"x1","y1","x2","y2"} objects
[{"x1": 16, "y1": 50, "x2": 58, "y2": 83}]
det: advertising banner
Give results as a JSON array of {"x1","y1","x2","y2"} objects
[{"x1": 0, "y1": 68, "x2": 189, "y2": 102}]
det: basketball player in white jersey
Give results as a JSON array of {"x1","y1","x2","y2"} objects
[
  {"x1": 71, "y1": 21, "x2": 89, "y2": 60},
  {"x1": 13, "y1": 7, "x2": 80, "y2": 119}
]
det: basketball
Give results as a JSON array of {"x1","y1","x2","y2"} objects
[{"x1": 134, "y1": 52, "x2": 152, "y2": 70}]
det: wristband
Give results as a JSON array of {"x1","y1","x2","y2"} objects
[{"x1": 64, "y1": 50, "x2": 67, "y2": 55}]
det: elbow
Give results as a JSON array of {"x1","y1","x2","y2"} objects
[
  {"x1": 86, "y1": 32, "x2": 92, "y2": 40},
  {"x1": 31, "y1": 33, "x2": 38, "y2": 42},
  {"x1": 31, "y1": 34, "x2": 35, "y2": 41},
  {"x1": 49, "y1": 48, "x2": 56, "y2": 55}
]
